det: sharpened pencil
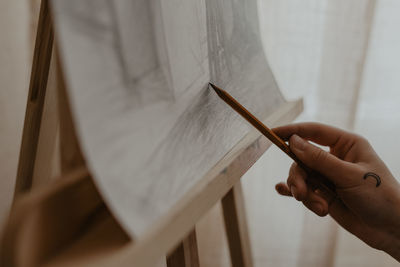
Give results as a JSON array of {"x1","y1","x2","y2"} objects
[{"x1": 210, "y1": 83, "x2": 337, "y2": 196}]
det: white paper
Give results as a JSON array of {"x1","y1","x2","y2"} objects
[{"x1": 51, "y1": 0, "x2": 285, "y2": 238}]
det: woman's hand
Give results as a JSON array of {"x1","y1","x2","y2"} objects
[{"x1": 273, "y1": 122, "x2": 400, "y2": 260}]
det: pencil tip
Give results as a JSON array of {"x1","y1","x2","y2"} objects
[
  {"x1": 209, "y1": 83, "x2": 226, "y2": 99},
  {"x1": 209, "y1": 83, "x2": 221, "y2": 93}
]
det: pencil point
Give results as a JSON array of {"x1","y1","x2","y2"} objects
[
  {"x1": 209, "y1": 83, "x2": 217, "y2": 90},
  {"x1": 209, "y1": 83, "x2": 223, "y2": 97}
]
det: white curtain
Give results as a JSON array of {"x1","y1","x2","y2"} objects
[{"x1": 238, "y1": 0, "x2": 400, "y2": 266}]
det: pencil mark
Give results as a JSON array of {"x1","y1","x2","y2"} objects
[
  {"x1": 111, "y1": 0, "x2": 171, "y2": 103},
  {"x1": 251, "y1": 139, "x2": 261, "y2": 149},
  {"x1": 363, "y1": 172, "x2": 381, "y2": 187},
  {"x1": 52, "y1": 0, "x2": 286, "y2": 237}
]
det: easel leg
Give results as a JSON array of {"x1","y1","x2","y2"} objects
[
  {"x1": 167, "y1": 229, "x2": 200, "y2": 267},
  {"x1": 14, "y1": 0, "x2": 53, "y2": 198},
  {"x1": 222, "y1": 183, "x2": 253, "y2": 267}
]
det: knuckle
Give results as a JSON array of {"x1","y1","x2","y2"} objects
[
  {"x1": 287, "y1": 172, "x2": 305, "y2": 189},
  {"x1": 289, "y1": 163, "x2": 298, "y2": 175},
  {"x1": 311, "y1": 148, "x2": 327, "y2": 163},
  {"x1": 286, "y1": 175, "x2": 295, "y2": 186},
  {"x1": 287, "y1": 173, "x2": 300, "y2": 187},
  {"x1": 293, "y1": 163, "x2": 307, "y2": 177},
  {"x1": 354, "y1": 134, "x2": 370, "y2": 146},
  {"x1": 354, "y1": 164, "x2": 368, "y2": 177}
]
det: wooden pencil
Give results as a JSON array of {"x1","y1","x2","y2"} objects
[{"x1": 210, "y1": 83, "x2": 337, "y2": 196}]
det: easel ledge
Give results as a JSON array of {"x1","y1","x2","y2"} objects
[{"x1": 98, "y1": 100, "x2": 303, "y2": 267}]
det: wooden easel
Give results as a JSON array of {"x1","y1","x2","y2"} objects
[{"x1": 2, "y1": 1, "x2": 303, "y2": 266}]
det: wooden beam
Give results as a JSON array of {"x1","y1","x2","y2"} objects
[
  {"x1": 2, "y1": 168, "x2": 101, "y2": 266},
  {"x1": 222, "y1": 183, "x2": 253, "y2": 267}
]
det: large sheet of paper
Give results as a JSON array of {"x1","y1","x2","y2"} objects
[{"x1": 51, "y1": 0, "x2": 285, "y2": 238}]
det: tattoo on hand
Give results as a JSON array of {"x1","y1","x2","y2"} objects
[{"x1": 363, "y1": 172, "x2": 381, "y2": 187}]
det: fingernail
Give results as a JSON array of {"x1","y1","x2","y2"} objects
[
  {"x1": 291, "y1": 135, "x2": 306, "y2": 151},
  {"x1": 290, "y1": 186, "x2": 299, "y2": 200}
]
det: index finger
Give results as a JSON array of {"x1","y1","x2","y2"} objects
[{"x1": 272, "y1": 122, "x2": 353, "y2": 147}]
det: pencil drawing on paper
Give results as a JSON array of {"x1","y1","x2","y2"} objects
[{"x1": 51, "y1": 0, "x2": 286, "y2": 237}]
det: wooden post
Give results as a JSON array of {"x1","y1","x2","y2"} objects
[
  {"x1": 167, "y1": 230, "x2": 200, "y2": 267},
  {"x1": 14, "y1": 0, "x2": 54, "y2": 198},
  {"x1": 222, "y1": 183, "x2": 253, "y2": 267}
]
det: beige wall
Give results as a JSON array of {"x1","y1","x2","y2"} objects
[{"x1": 0, "y1": 0, "x2": 30, "y2": 226}]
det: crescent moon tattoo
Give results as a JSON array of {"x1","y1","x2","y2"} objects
[{"x1": 363, "y1": 172, "x2": 381, "y2": 187}]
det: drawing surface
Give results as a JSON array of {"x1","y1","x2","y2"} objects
[{"x1": 51, "y1": 0, "x2": 285, "y2": 237}]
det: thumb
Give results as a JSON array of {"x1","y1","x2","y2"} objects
[{"x1": 289, "y1": 134, "x2": 351, "y2": 183}]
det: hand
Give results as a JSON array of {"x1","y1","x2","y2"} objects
[{"x1": 272, "y1": 122, "x2": 400, "y2": 260}]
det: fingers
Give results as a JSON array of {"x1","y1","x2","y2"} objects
[
  {"x1": 275, "y1": 181, "x2": 330, "y2": 217},
  {"x1": 302, "y1": 190, "x2": 329, "y2": 216},
  {"x1": 275, "y1": 163, "x2": 308, "y2": 200},
  {"x1": 276, "y1": 183, "x2": 369, "y2": 234},
  {"x1": 275, "y1": 163, "x2": 329, "y2": 216},
  {"x1": 276, "y1": 183, "x2": 371, "y2": 238},
  {"x1": 287, "y1": 163, "x2": 308, "y2": 200},
  {"x1": 272, "y1": 122, "x2": 352, "y2": 147},
  {"x1": 275, "y1": 182, "x2": 292, "y2": 197},
  {"x1": 289, "y1": 134, "x2": 354, "y2": 184}
]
